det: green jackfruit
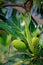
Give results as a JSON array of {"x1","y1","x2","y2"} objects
[
  {"x1": 32, "y1": 37, "x2": 39, "y2": 45},
  {"x1": 32, "y1": 37, "x2": 41, "y2": 55},
  {"x1": 11, "y1": 40, "x2": 26, "y2": 51}
]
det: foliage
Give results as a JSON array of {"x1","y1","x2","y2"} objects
[{"x1": 0, "y1": 0, "x2": 43, "y2": 65}]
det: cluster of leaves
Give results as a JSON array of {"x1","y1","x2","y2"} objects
[{"x1": 0, "y1": 0, "x2": 43, "y2": 65}]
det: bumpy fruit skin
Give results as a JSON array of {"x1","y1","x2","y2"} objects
[
  {"x1": 32, "y1": 37, "x2": 39, "y2": 45},
  {"x1": 32, "y1": 37, "x2": 41, "y2": 55},
  {"x1": 11, "y1": 40, "x2": 26, "y2": 51}
]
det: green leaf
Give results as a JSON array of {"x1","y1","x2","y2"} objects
[
  {"x1": 0, "y1": 37, "x2": 3, "y2": 44},
  {"x1": 21, "y1": 14, "x2": 34, "y2": 53},
  {"x1": 39, "y1": 34, "x2": 43, "y2": 48},
  {"x1": 29, "y1": 20, "x2": 36, "y2": 33},
  {"x1": 6, "y1": 34, "x2": 12, "y2": 48}
]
